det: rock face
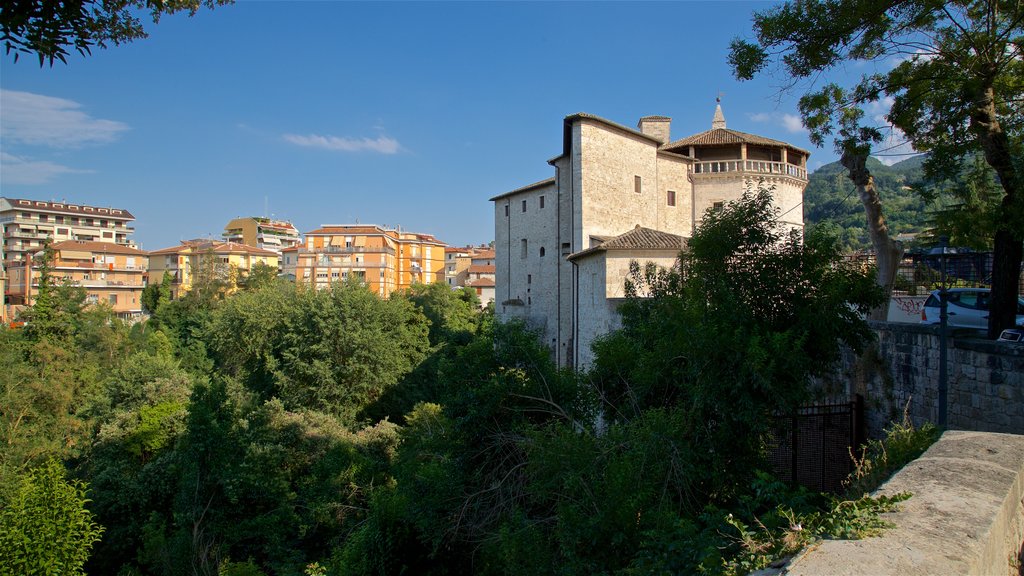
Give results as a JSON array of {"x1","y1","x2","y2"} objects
[{"x1": 784, "y1": 431, "x2": 1024, "y2": 576}]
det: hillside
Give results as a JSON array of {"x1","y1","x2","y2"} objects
[{"x1": 804, "y1": 156, "x2": 933, "y2": 250}]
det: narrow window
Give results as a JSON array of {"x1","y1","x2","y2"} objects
[
  {"x1": 504, "y1": 204, "x2": 509, "y2": 217},
  {"x1": 634, "y1": 175, "x2": 642, "y2": 194},
  {"x1": 521, "y1": 200, "x2": 527, "y2": 212},
  {"x1": 521, "y1": 239, "x2": 528, "y2": 259},
  {"x1": 539, "y1": 195, "x2": 545, "y2": 209},
  {"x1": 561, "y1": 242, "x2": 571, "y2": 255},
  {"x1": 667, "y1": 190, "x2": 676, "y2": 206},
  {"x1": 527, "y1": 274, "x2": 532, "y2": 284},
  {"x1": 539, "y1": 247, "x2": 546, "y2": 257}
]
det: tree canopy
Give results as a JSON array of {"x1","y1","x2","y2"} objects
[
  {"x1": 730, "y1": 0, "x2": 1024, "y2": 336},
  {"x1": 1, "y1": 0, "x2": 232, "y2": 65}
]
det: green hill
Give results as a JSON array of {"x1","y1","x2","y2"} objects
[{"x1": 804, "y1": 156, "x2": 933, "y2": 250}]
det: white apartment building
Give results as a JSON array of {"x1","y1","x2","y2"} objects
[
  {"x1": 2, "y1": 197, "x2": 137, "y2": 305},
  {"x1": 492, "y1": 105, "x2": 809, "y2": 368}
]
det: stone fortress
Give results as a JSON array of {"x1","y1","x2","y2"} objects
[{"x1": 492, "y1": 103, "x2": 810, "y2": 368}]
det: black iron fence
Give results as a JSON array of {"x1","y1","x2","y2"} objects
[{"x1": 768, "y1": 395, "x2": 865, "y2": 494}]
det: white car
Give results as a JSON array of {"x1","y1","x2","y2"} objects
[{"x1": 921, "y1": 288, "x2": 1024, "y2": 329}]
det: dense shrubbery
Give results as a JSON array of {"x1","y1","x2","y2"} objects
[{"x1": 0, "y1": 188, "x2": 924, "y2": 575}]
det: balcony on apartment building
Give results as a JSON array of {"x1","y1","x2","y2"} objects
[
  {"x1": 691, "y1": 159, "x2": 807, "y2": 180},
  {"x1": 302, "y1": 245, "x2": 397, "y2": 256},
  {"x1": 33, "y1": 278, "x2": 145, "y2": 288},
  {"x1": 53, "y1": 262, "x2": 148, "y2": 272}
]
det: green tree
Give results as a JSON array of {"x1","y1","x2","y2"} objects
[
  {"x1": 0, "y1": 459, "x2": 104, "y2": 575},
  {"x1": 239, "y1": 262, "x2": 279, "y2": 291},
  {"x1": 1, "y1": 0, "x2": 232, "y2": 65},
  {"x1": 402, "y1": 282, "x2": 480, "y2": 347},
  {"x1": 590, "y1": 186, "x2": 882, "y2": 498},
  {"x1": 23, "y1": 241, "x2": 87, "y2": 344},
  {"x1": 730, "y1": 0, "x2": 1024, "y2": 337},
  {"x1": 206, "y1": 281, "x2": 431, "y2": 423},
  {"x1": 142, "y1": 271, "x2": 174, "y2": 317},
  {"x1": 923, "y1": 155, "x2": 1004, "y2": 250}
]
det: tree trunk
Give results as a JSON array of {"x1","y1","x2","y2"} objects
[
  {"x1": 968, "y1": 83, "x2": 1024, "y2": 338},
  {"x1": 841, "y1": 151, "x2": 903, "y2": 321}
]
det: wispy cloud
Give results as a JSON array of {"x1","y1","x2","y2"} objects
[
  {"x1": 283, "y1": 133, "x2": 400, "y2": 154},
  {"x1": 1, "y1": 89, "x2": 129, "y2": 148},
  {"x1": 0, "y1": 152, "x2": 91, "y2": 185},
  {"x1": 748, "y1": 111, "x2": 807, "y2": 134}
]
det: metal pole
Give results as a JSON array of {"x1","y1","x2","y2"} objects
[{"x1": 938, "y1": 236, "x2": 948, "y2": 428}]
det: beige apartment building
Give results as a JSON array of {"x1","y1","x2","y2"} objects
[
  {"x1": 5, "y1": 240, "x2": 149, "y2": 318},
  {"x1": 148, "y1": 239, "x2": 279, "y2": 299},
  {"x1": 222, "y1": 216, "x2": 302, "y2": 260},
  {"x1": 293, "y1": 224, "x2": 447, "y2": 297},
  {"x1": 492, "y1": 105, "x2": 809, "y2": 368}
]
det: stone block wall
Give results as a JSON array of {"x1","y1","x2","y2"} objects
[{"x1": 833, "y1": 322, "x2": 1024, "y2": 438}]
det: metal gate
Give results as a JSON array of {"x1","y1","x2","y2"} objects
[{"x1": 768, "y1": 395, "x2": 865, "y2": 493}]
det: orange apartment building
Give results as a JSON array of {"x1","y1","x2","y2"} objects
[
  {"x1": 293, "y1": 225, "x2": 447, "y2": 297},
  {"x1": 5, "y1": 240, "x2": 149, "y2": 319}
]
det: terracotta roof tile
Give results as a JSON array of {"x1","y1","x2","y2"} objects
[
  {"x1": 50, "y1": 240, "x2": 148, "y2": 256},
  {"x1": 662, "y1": 128, "x2": 809, "y2": 154},
  {"x1": 568, "y1": 226, "x2": 687, "y2": 261},
  {"x1": 1, "y1": 197, "x2": 135, "y2": 219},
  {"x1": 467, "y1": 264, "x2": 495, "y2": 274},
  {"x1": 468, "y1": 278, "x2": 495, "y2": 287},
  {"x1": 490, "y1": 177, "x2": 556, "y2": 201}
]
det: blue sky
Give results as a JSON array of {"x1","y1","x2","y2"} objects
[{"x1": 0, "y1": 1, "x2": 904, "y2": 250}]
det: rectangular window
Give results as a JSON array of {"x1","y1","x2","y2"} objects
[
  {"x1": 521, "y1": 200, "x2": 527, "y2": 212},
  {"x1": 108, "y1": 294, "x2": 117, "y2": 305},
  {"x1": 634, "y1": 175, "x2": 642, "y2": 194},
  {"x1": 527, "y1": 274, "x2": 532, "y2": 284},
  {"x1": 520, "y1": 239, "x2": 528, "y2": 259},
  {"x1": 38, "y1": 214, "x2": 47, "y2": 223},
  {"x1": 504, "y1": 205, "x2": 509, "y2": 217},
  {"x1": 713, "y1": 201, "x2": 725, "y2": 212},
  {"x1": 667, "y1": 190, "x2": 676, "y2": 206},
  {"x1": 539, "y1": 195, "x2": 545, "y2": 209}
]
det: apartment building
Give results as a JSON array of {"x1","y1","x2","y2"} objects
[
  {"x1": 493, "y1": 104, "x2": 809, "y2": 368},
  {"x1": 222, "y1": 216, "x2": 302, "y2": 258},
  {"x1": 1, "y1": 198, "x2": 136, "y2": 269},
  {"x1": 294, "y1": 224, "x2": 447, "y2": 297},
  {"x1": 148, "y1": 239, "x2": 279, "y2": 298},
  {"x1": 5, "y1": 240, "x2": 149, "y2": 318}
]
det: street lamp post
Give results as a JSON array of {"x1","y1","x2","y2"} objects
[{"x1": 937, "y1": 236, "x2": 949, "y2": 428}]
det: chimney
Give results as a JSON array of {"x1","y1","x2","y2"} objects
[{"x1": 637, "y1": 116, "x2": 671, "y2": 144}]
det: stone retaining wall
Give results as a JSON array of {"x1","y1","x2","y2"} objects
[
  {"x1": 832, "y1": 322, "x2": 1024, "y2": 439},
  {"x1": 784, "y1": 431, "x2": 1024, "y2": 576}
]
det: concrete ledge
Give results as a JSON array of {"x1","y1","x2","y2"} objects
[{"x1": 785, "y1": 431, "x2": 1024, "y2": 575}]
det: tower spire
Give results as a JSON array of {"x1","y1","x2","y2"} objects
[{"x1": 712, "y1": 93, "x2": 726, "y2": 129}]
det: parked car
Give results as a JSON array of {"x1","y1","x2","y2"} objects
[
  {"x1": 997, "y1": 328, "x2": 1023, "y2": 344},
  {"x1": 921, "y1": 288, "x2": 1024, "y2": 329}
]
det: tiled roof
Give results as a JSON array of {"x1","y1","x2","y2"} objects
[
  {"x1": 50, "y1": 240, "x2": 148, "y2": 256},
  {"x1": 467, "y1": 264, "x2": 496, "y2": 274},
  {"x1": 662, "y1": 128, "x2": 809, "y2": 154},
  {"x1": 489, "y1": 177, "x2": 556, "y2": 202},
  {"x1": 568, "y1": 225, "x2": 687, "y2": 261},
  {"x1": 468, "y1": 278, "x2": 495, "y2": 287},
  {"x1": 306, "y1": 225, "x2": 389, "y2": 236},
  {"x1": 1, "y1": 197, "x2": 134, "y2": 219},
  {"x1": 471, "y1": 249, "x2": 495, "y2": 259},
  {"x1": 565, "y1": 113, "x2": 663, "y2": 145},
  {"x1": 149, "y1": 240, "x2": 279, "y2": 257}
]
